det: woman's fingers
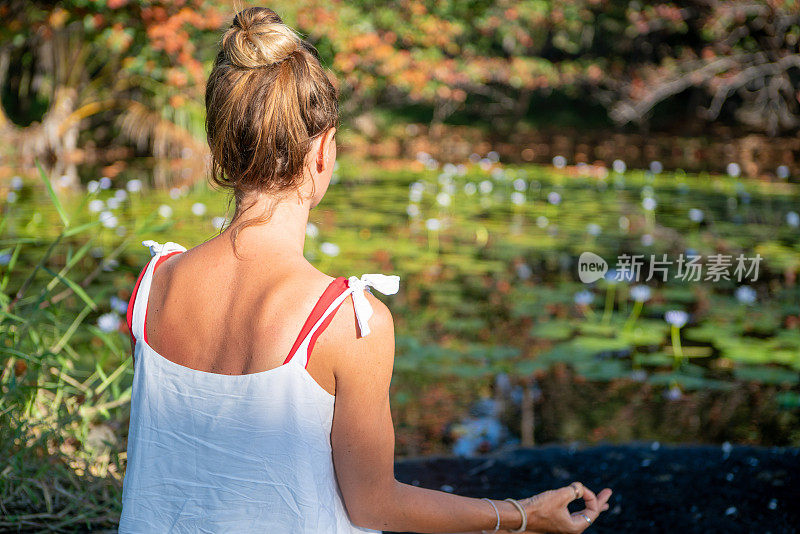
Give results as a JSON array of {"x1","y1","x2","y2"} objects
[
  {"x1": 596, "y1": 488, "x2": 613, "y2": 505},
  {"x1": 569, "y1": 510, "x2": 598, "y2": 531},
  {"x1": 568, "y1": 487, "x2": 613, "y2": 531},
  {"x1": 581, "y1": 487, "x2": 599, "y2": 512},
  {"x1": 559, "y1": 482, "x2": 583, "y2": 505}
]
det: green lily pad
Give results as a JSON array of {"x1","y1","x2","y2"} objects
[
  {"x1": 660, "y1": 346, "x2": 714, "y2": 358},
  {"x1": 578, "y1": 322, "x2": 619, "y2": 337},
  {"x1": 733, "y1": 365, "x2": 799, "y2": 385},
  {"x1": 572, "y1": 359, "x2": 629, "y2": 381},
  {"x1": 530, "y1": 320, "x2": 575, "y2": 341},
  {"x1": 636, "y1": 353, "x2": 674, "y2": 367},
  {"x1": 619, "y1": 320, "x2": 669, "y2": 346},
  {"x1": 775, "y1": 391, "x2": 800, "y2": 409},
  {"x1": 647, "y1": 371, "x2": 733, "y2": 391}
]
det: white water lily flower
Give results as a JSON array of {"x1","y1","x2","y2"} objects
[
  {"x1": 516, "y1": 263, "x2": 532, "y2": 280},
  {"x1": 99, "y1": 211, "x2": 118, "y2": 228},
  {"x1": 689, "y1": 208, "x2": 704, "y2": 223},
  {"x1": 663, "y1": 385, "x2": 683, "y2": 401},
  {"x1": 97, "y1": 312, "x2": 121, "y2": 333},
  {"x1": 110, "y1": 296, "x2": 128, "y2": 314},
  {"x1": 409, "y1": 182, "x2": 425, "y2": 202},
  {"x1": 320, "y1": 242, "x2": 340, "y2": 256},
  {"x1": 425, "y1": 218, "x2": 441, "y2": 232},
  {"x1": 212, "y1": 216, "x2": 227, "y2": 230},
  {"x1": 630, "y1": 369, "x2": 647, "y2": 382},
  {"x1": 602, "y1": 270, "x2": 619, "y2": 285},
  {"x1": 126, "y1": 179, "x2": 143, "y2": 193},
  {"x1": 665, "y1": 310, "x2": 689, "y2": 328},
  {"x1": 630, "y1": 285, "x2": 652, "y2": 302},
  {"x1": 735, "y1": 285, "x2": 756, "y2": 305},
  {"x1": 191, "y1": 202, "x2": 207, "y2": 216}
]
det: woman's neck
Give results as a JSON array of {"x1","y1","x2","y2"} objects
[{"x1": 222, "y1": 193, "x2": 311, "y2": 260}]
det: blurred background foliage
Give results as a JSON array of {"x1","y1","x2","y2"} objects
[
  {"x1": 1, "y1": 1, "x2": 800, "y2": 530},
  {"x1": 2, "y1": 0, "x2": 800, "y2": 189}
]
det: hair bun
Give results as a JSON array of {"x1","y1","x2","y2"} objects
[{"x1": 223, "y1": 7, "x2": 301, "y2": 69}]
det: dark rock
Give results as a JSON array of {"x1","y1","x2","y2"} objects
[{"x1": 392, "y1": 442, "x2": 800, "y2": 533}]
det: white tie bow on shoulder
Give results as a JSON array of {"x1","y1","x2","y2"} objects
[
  {"x1": 142, "y1": 240, "x2": 186, "y2": 257},
  {"x1": 347, "y1": 273, "x2": 400, "y2": 337}
]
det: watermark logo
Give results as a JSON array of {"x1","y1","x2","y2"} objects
[
  {"x1": 578, "y1": 252, "x2": 763, "y2": 283},
  {"x1": 578, "y1": 251, "x2": 608, "y2": 283}
]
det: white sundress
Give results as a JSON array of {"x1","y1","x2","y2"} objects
[{"x1": 118, "y1": 240, "x2": 400, "y2": 533}]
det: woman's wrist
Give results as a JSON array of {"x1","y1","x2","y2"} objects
[{"x1": 486, "y1": 499, "x2": 525, "y2": 531}]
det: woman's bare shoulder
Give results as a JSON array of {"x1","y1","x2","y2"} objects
[{"x1": 316, "y1": 289, "x2": 396, "y2": 378}]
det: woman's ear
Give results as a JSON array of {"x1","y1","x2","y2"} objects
[{"x1": 316, "y1": 127, "x2": 336, "y2": 172}]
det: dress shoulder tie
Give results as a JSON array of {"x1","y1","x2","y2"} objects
[
  {"x1": 142, "y1": 239, "x2": 187, "y2": 257},
  {"x1": 346, "y1": 274, "x2": 400, "y2": 337}
]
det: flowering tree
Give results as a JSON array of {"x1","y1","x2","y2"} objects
[
  {"x1": 297, "y1": 0, "x2": 800, "y2": 136},
  {"x1": 0, "y1": 0, "x2": 225, "y2": 187},
  {"x1": 3, "y1": 0, "x2": 799, "y2": 188}
]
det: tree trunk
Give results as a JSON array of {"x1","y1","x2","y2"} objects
[{"x1": 521, "y1": 381, "x2": 535, "y2": 446}]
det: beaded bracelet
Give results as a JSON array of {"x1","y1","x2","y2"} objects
[{"x1": 480, "y1": 498, "x2": 500, "y2": 534}]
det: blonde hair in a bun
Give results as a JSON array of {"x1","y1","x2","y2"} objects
[
  {"x1": 223, "y1": 11, "x2": 302, "y2": 69},
  {"x1": 205, "y1": 7, "x2": 339, "y2": 257}
]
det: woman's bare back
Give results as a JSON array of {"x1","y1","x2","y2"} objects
[{"x1": 141, "y1": 238, "x2": 341, "y2": 394}]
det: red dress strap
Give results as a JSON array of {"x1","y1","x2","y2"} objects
[
  {"x1": 127, "y1": 251, "x2": 183, "y2": 346},
  {"x1": 284, "y1": 276, "x2": 350, "y2": 368}
]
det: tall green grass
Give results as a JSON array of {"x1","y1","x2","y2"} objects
[{"x1": 0, "y1": 164, "x2": 161, "y2": 531}]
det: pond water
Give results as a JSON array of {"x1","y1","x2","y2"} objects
[{"x1": 4, "y1": 156, "x2": 800, "y2": 453}]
